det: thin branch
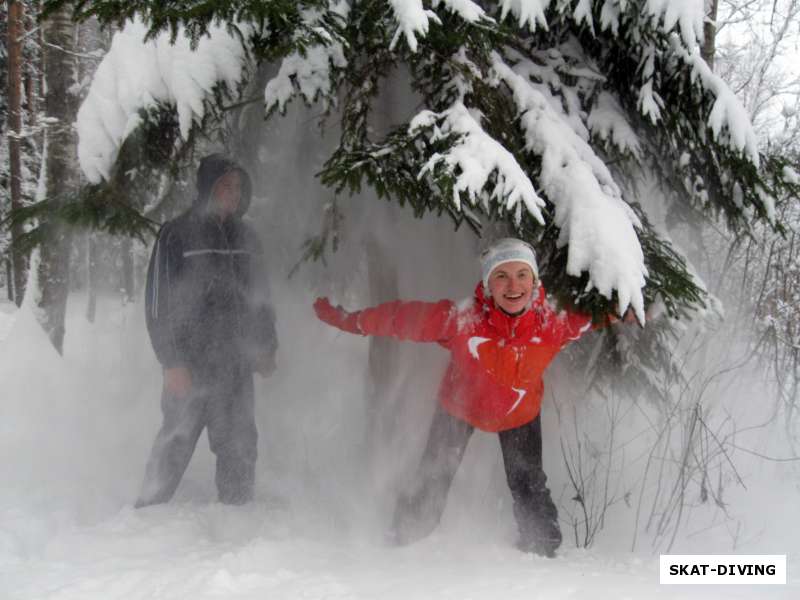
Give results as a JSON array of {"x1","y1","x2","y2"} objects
[
  {"x1": 42, "y1": 40, "x2": 104, "y2": 61},
  {"x1": 15, "y1": 26, "x2": 42, "y2": 42},
  {"x1": 729, "y1": 443, "x2": 800, "y2": 462}
]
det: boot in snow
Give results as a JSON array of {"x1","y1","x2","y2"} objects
[{"x1": 515, "y1": 511, "x2": 562, "y2": 558}]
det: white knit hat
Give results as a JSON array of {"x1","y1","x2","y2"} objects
[{"x1": 480, "y1": 238, "x2": 539, "y2": 289}]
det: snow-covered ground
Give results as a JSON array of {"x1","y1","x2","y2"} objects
[{"x1": 6, "y1": 503, "x2": 784, "y2": 600}]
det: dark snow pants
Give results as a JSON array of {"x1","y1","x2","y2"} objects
[
  {"x1": 392, "y1": 406, "x2": 561, "y2": 554},
  {"x1": 135, "y1": 366, "x2": 257, "y2": 507}
]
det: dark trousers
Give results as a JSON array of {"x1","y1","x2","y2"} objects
[
  {"x1": 135, "y1": 367, "x2": 258, "y2": 507},
  {"x1": 392, "y1": 406, "x2": 561, "y2": 552}
]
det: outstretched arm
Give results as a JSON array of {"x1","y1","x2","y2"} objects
[
  {"x1": 544, "y1": 300, "x2": 651, "y2": 348},
  {"x1": 314, "y1": 297, "x2": 458, "y2": 343},
  {"x1": 314, "y1": 298, "x2": 363, "y2": 335}
]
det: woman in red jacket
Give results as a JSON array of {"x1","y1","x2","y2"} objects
[{"x1": 314, "y1": 238, "x2": 609, "y2": 557}]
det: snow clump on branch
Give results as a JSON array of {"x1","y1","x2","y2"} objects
[
  {"x1": 264, "y1": 2, "x2": 350, "y2": 114},
  {"x1": 388, "y1": 0, "x2": 491, "y2": 51},
  {"x1": 498, "y1": 0, "x2": 703, "y2": 48},
  {"x1": 669, "y1": 36, "x2": 761, "y2": 168},
  {"x1": 388, "y1": 0, "x2": 439, "y2": 52},
  {"x1": 433, "y1": 0, "x2": 490, "y2": 23},
  {"x1": 491, "y1": 53, "x2": 647, "y2": 320},
  {"x1": 410, "y1": 102, "x2": 547, "y2": 227},
  {"x1": 77, "y1": 19, "x2": 249, "y2": 183},
  {"x1": 587, "y1": 92, "x2": 642, "y2": 159}
]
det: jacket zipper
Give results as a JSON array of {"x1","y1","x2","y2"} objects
[{"x1": 217, "y1": 219, "x2": 244, "y2": 339}]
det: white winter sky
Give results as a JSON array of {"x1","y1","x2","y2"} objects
[{"x1": 715, "y1": 0, "x2": 800, "y2": 139}]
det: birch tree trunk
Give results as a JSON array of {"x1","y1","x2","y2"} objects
[
  {"x1": 702, "y1": 0, "x2": 719, "y2": 69},
  {"x1": 36, "y1": 5, "x2": 78, "y2": 353},
  {"x1": 23, "y1": 2, "x2": 42, "y2": 152},
  {"x1": 6, "y1": 0, "x2": 27, "y2": 306}
]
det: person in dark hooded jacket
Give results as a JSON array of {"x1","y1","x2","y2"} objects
[{"x1": 135, "y1": 154, "x2": 278, "y2": 508}]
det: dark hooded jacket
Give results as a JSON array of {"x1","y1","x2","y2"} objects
[{"x1": 144, "y1": 155, "x2": 277, "y2": 376}]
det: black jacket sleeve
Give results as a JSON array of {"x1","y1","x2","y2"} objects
[{"x1": 145, "y1": 223, "x2": 189, "y2": 368}]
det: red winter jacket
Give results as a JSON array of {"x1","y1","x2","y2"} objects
[{"x1": 315, "y1": 283, "x2": 595, "y2": 432}]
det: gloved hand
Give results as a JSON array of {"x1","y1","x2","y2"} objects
[{"x1": 313, "y1": 297, "x2": 363, "y2": 335}]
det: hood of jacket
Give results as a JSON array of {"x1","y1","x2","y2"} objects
[{"x1": 194, "y1": 153, "x2": 253, "y2": 217}]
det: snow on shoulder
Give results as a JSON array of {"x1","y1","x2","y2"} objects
[{"x1": 77, "y1": 20, "x2": 249, "y2": 183}]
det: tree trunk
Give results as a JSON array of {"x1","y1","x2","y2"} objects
[
  {"x1": 364, "y1": 233, "x2": 401, "y2": 447},
  {"x1": 85, "y1": 233, "x2": 97, "y2": 322},
  {"x1": 5, "y1": 259, "x2": 14, "y2": 302},
  {"x1": 120, "y1": 236, "x2": 135, "y2": 304},
  {"x1": 702, "y1": 0, "x2": 718, "y2": 69},
  {"x1": 23, "y1": 2, "x2": 41, "y2": 152},
  {"x1": 7, "y1": 0, "x2": 27, "y2": 306},
  {"x1": 36, "y1": 5, "x2": 78, "y2": 353}
]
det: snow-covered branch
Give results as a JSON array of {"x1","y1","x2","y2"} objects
[
  {"x1": 491, "y1": 53, "x2": 647, "y2": 319},
  {"x1": 433, "y1": 0, "x2": 490, "y2": 23},
  {"x1": 670, "y1": 35, "x2": 761, "y2": 167},
  {"x1": 264, "y1": 2, "x2": 350, "y2": 114},
  {"x1": 498, "y1": 0, "x2": 704, "y2": 51},
  {"x1": 387, "y1": 0, "x2": 439, "y2": 52},
  {"x1": 77, "y1": 19, "x2": 250, "y2": 183},
  {"x1": 387, "y1": 0, "x2": 492, "y2": 52},
  {"x1": 498, "y1": 0, "x2": 551, "y2": 32},
  {"x1": 644, "y1": 0, "x2": 705, "y2": 48},
  {"x1": 409, "y1": 102, "x2": 546, "y2": 225},
  {"x1": 588, "y1": 92, "x2": 642, "y2": 159}
]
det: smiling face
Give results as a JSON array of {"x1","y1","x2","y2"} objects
[
  {"x1": 487, "y1": 261, "x2": 536, "y2": 315},
  {"x1": 211, "y1": 169, "x2": 242, "y2": 220}
]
